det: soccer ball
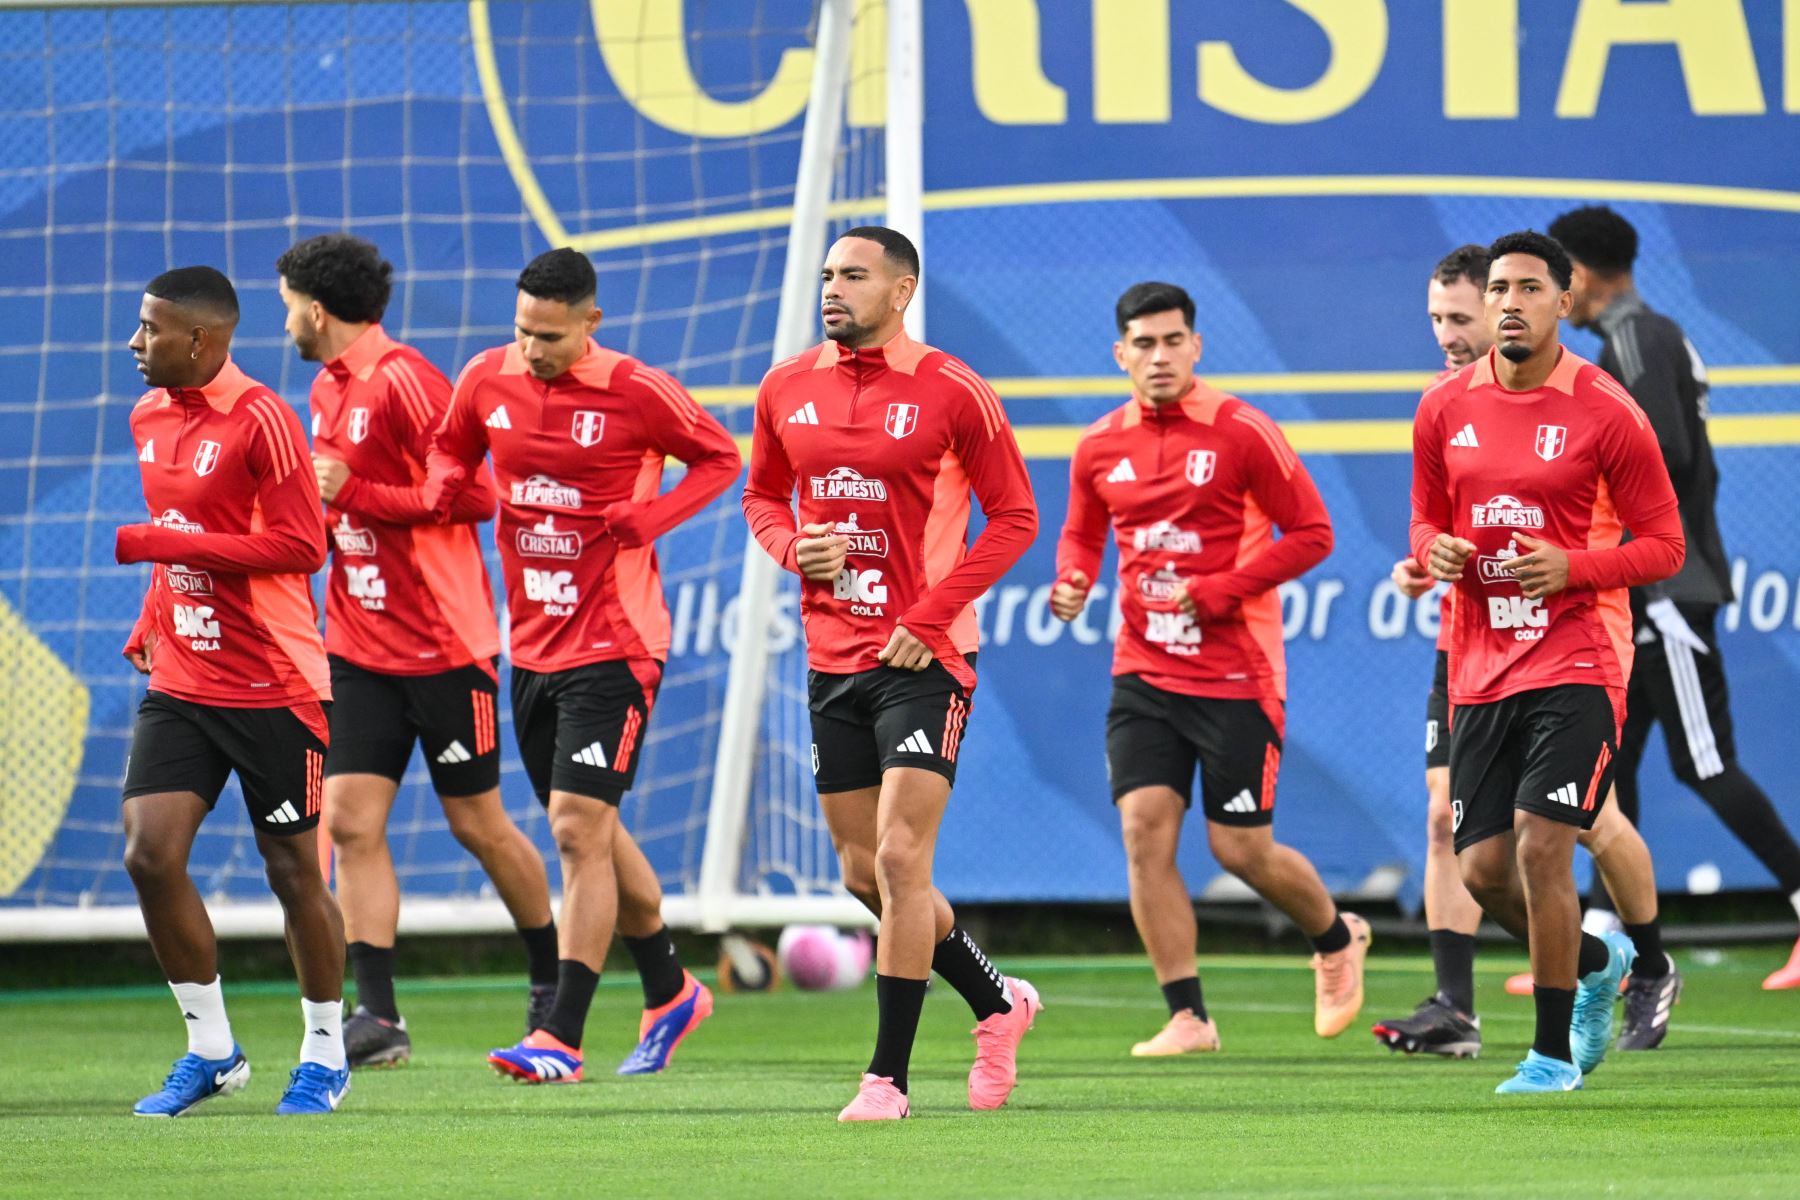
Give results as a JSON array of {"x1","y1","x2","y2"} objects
[
  {"x1": 717, "y1": 932, "x2": 779, "y2": 993},
  {"x1": 776, "y1": 924, "x2": 873, "y2": 991}
]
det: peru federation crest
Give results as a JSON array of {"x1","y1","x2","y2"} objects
[
  {"x1": 571, "y1": 410, "x2": 605, "y2": 447},
  {"x1": 191, "y1": 440, "x2": 222, "y2": 476},
  {"x1": 1535, "y1": 424, "x2": 1567, "y2": 462},
  {"x1": 1185, "y1": 449, "x2": 1216, "y2": 486},
  {"x1": 884, "y1": 403, "x2": 918, "y2": 440},
  {"x1": 347, "y1": 407, "x2": 370, "y2": 444}
]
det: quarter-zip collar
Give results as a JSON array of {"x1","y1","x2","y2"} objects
[
  {"x1": 167, "y1": 357, "x2": 256, "y2": 413},
  {"x1": 324, "y1": 324, "x2": 397, "y2": 385}
]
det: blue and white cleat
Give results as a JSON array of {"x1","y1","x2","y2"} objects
[
  {"x1": 274, "y1": 1061, "x2": 351, "y2": 1114},
  {"x1": 1495, "y1": 1049, "x2": 1583, "y2": 1094},
  {"x1": 617, "y1": 971, "x2": 713, "y2": 1075},
  {"x1": 489, "y1": 1030, "x2": 583, "y2": 1083},
  {"x1": 1572, "y1": 930, "x2": 1637, "y2": 1074},
  {"x1": 133, "y1": 1046, "x2": 251, "y2": 1117}
]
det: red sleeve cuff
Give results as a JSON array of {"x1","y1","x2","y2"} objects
[{"x1": 115, "y1": 524, "x2": 148, "y2": 564}]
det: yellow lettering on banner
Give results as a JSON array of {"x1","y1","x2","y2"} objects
[
  {"x1": 1787, "y1": 0, "x2": 1800, "y2": 113},
  {"x1": 1093, "y1": 0, "x2": 1170, "y2": 123},
  {"x1": 849, "y1": 0, "x2": 887, "y2": 128},
  {"x1": 965, "y1": 0, "x2": 1067, "y2": 124},
  {"x1": 1198, "y1": 0, "x2": 1387, "y2": 124},
  {"x1": 589, "y1": 0, "x2": 812, "y2": 137},
  {"x1": 1443, "y1": 0, "x2": 1519, "y2": 118},
  {"x1": 1557, "y1": 0, "x2": 1764, "y2": 118}
]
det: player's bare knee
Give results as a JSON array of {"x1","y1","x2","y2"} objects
[
  {"x1": 872, "y1": 833, "x2": 930, "y2": 898},
  {"x1": 324, "y1": 805, "x2": 377, "y2": 852},
  {"x1": 1207, "y1": 826, "x2": 1269, "y2": 881},
  {"x1": 836, "y1": 846, "x2": 879, "y2": 906},
  {"x1": 1120, "y1": 810, "x2": 1179, "y2": 866},
  {"x1": 443, "y1": 800, "x2": 503, "y2": 854},
  {"x1": 1457, "y1": 853, "x2": 1508, "y2": 903},
  {"x1": 548, "y1": 802, "x2": 613, "y2": 861},
  {"x1": 260, "y1": 843, "x2": 321, "y2": 903},
  {"x1": 122, "y1": 835, "x2": 182, "y2": 886}
]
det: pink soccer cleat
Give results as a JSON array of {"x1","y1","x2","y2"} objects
[
  {"x1": 1312, "y1": 913, "x2": 1371, "y2": 1037},
  {"x1": 1504, "y1": 971, "x2": 1535, "y2": 996},
  {"x1": 1763, "y1": 936, "x2": 1800, "y2": 990},
  {"x1": 968, "y1": 977, "x2": 1041, "y2": 1110},
  {"x1": 837, "y1": 1073, "x2": 909, "y2": 1122},
  {"x1": 1131, "y1": 1009, "x2": 1221, "y2": 1057}
]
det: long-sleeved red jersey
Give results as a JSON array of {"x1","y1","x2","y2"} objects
[
  {"x1": 1056, "y1": 384, "x2": 1333, "y2": 710},
  {"x1": 309, "y1": 325, "x2": 500, "y2": 676},
  {"x1": 426, "y1": 339, "x2": 740, "y2": 672},
  {"x1": 1410, "y1": 348, "x2": 1684, "y2": 712},
  {"x1": 118, "y1": 358, "x2": 331, "y2": 721},
  {"x1": 742, "y1": 331, "x2": 1038, "y2": 691}
]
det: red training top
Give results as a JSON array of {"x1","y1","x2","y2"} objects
[
  {"x1": 741, "y1": 331, "x2": 1038, "y2": 691},
  {"x1": 119, "y1": 358, "x2": 330, "y2": 727},
  {"x1": 310, "y1": 324, "x2": 500, "y2": 676},
  {"x1": 426, "y1": 340, "x2": 740, "y2": 673},
  {"x1": 1056, "y1": 383, "x2": 1333, "y2": 714},
  {"x1": 1409, "y1": 348, "x2": 1684, "y2": 714}
]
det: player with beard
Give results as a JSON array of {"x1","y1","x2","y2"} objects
[
  {"x1": 118, "y1": 266, "x2": 349, "y2": 1116},
  {"x1": 276, "y1": 234, "x2": 559, "y2": 1067},
  {"x1": 1051, "y1": 282, "x2": 1369, "y2": 1058},
  {"x1": 424, "y1": 249, "x2": 739, "y2": 1082},
  {"x1": 742, "y1": 226, "x2": 1041, "y2": 1121},
  {"x1": 1374, "y1": 247, "x2": 1672, "y2": 1057},
  {"x1": 1551, "y1": 205, "x2": 1800, "y2": 1007},
  {"x1": 1412, "y1": 231, "x2": 1684, "y2": 1092}
]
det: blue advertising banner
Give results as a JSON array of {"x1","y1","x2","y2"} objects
[{"x1": 2, "y1": 1, "x2": 1796, "y2": 911}]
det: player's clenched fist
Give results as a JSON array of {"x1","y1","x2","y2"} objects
[
  {"x1": 1391, "y1": 556, "x2": 1433, "y2": 599},
  {"x1": 312, "y1": 455, "x2": 350, "y2": 504},
  {"x1": 1049, "y1": 570, "x2": 1090, "y2": 622},
  {"x1": 1425, "y1": 533, "x2": 1476, "y2": 582},
  {"x1": 795, "y1": 521, "x2": 849, "y2": 582},
  {"x1": 1498, "y1": 532, "x2": 1570, "y2": 599}
]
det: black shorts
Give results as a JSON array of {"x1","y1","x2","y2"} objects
[
  {"x1": 123, "y1": 690, "x2": 329, "y2": 836},
  {"x1": 325, "y1": 655, "x2": 501, "y2": 796},
  {"x1": 1448, "y1": 683, "x2": 1619, "y2": 852},
  {"x1": 512, "y1": 660, "x2": 661, "y2": 806},
  {"x1": 1620, "y1": 602, "x2": 1737, "y2": 786},
  {"x1": 1426, "y1": 650, "x2": 1450, "y2": 771},
  {"x1": 1105, "y1": 675, "x2": 1282, "y2": 827},
  {"x1": 808, "y1": 657, "x2": 974, "y2": 792}
]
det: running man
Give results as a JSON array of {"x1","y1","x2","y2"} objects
[
  {"x1": 424, "y1": 248, "x2": 739, "y2": 1082},
  {"x1": 277, "y1": 234, "x2": 559, "y2": 1067},
  {"x1": 1050, "y1": 281, "x2": 1370, "y2": 1057},
  {"x1": 742, "y1": 226, "x2": 1041, "y2": 1121},
  {"x1": 1550, "y1": 204, "x2": 1800, "y2": 998},
  {"x1": 118, "y1": 266, "x2": 349, "y2": 1116},
  {"x1": 1411, "y1": 231, "x2": 1684, "y2": 1092}
]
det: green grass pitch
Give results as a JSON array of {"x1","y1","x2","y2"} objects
[{"x1": 5, "y1": 949, "x2": 1799, "y2": 1197}]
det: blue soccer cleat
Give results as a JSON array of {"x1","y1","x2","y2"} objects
[
  {"x1": 1572, "y1": 930, "x2": 1637, "y2": 1074},
  {"x1": 617, "y1": 971, "x2": 714, "y2": 1075},
  {"x1": 133, "y1": 1046, "x2": 251, "y2": 1117},
  {"x1": 274, "y1": 1061, "x2": 351, "y2": 1114},
  {"x1": 489, "y1": 1030, "x2": 583, "y2": 1083},
  {"x1": 1495, "y1": 1049, "x2": 1583, "y2": 1094}
]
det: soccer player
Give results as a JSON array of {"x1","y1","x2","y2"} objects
[
  {"x1": 117, "y1": 266, "x2": 349, "y2": 1116},
  {"x1": 1050, "y1": 281, "x2": 1371, "y2": 1057},
  {"x1": 1374, "y1": 248, "x2": 1673, "y2": 1056},
  {"x1": 1411, "y1": 231, "x2": 1684, "y2": 1092},
  {"x1": 742, "y1": 226, "x2": 1041, "y2": 1121},
  {"x1": 424, "y1": 248, "x2": 738, "y2": 1083},
  {"x1": 276, "y1": 234, "x2": 559, "y2": 1068},
  {"x1": 1550, "y1": 205, "x2": 1800, "y2": 999}
]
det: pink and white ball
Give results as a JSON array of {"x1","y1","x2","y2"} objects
[{"x1": 776, "y1": 925, "x2": 873, "y2": 991}]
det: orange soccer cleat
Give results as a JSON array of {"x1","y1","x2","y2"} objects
[
  {"x1": 1130, "y1": 1009, "x2": 1221, "y2": 1057},
  {"x1": 1312, "y1": 913, "x2": 1372, "y2": 1037}
]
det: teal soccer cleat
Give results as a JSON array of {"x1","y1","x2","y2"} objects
[
  {"x1": 1571, "y1": 930, "x2": 1637, "y2": 1074},
  {"x1": 1495, "y1": 1049, "x2": 1583, "y2": 1094}
]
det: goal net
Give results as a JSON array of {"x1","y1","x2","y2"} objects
[{"x1": 0, "y1": 0, "x2": 893, "y2": 939}]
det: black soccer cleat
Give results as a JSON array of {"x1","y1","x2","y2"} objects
[
  {"x1": 526, "y1": 983, "x2": 556, "y2": 1036},
  {"x1": 1618, "y1": 954, "x2": 1682, "y2": 1051},
  {"x1": 1370, "y1": 993, "x2": 1482, "y2": 1058},
  {"x1": 343, "y1": 1005, "x2": 411, "y2": 1069}
]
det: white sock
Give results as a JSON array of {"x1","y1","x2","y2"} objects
[
  {"x1": 300, "y1": 998, "x2": 346, "y2": 1071},
  {"x1": 171, "y1": 977, "x2": 234, "y2": 1060},
  {"x1": 1789, "y1": 887, "x2": 1800, "y2": 923}
]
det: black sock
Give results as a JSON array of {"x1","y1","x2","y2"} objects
[
  {"x1": 930, "y1": 927, "x2": 1012, "y2": 1021},
  {"x1": 1532, "y1": 985, "x2": 1576, "y2": 1063},
  {"x1": 867, "y1": 974, "x2": 929, "y2": 1094},
  {"x1": 622, "y1": 927, "x2": 686, "y2": 1009},
  {"x1": 347, "y1": 941, "x2": 399, "y2": 1022},
  {"x1": 538, "y1": 960, "x2": 600, "y2": 1048},
  {"x1": 1577, "y1": 931, "x2": 1611, "y2": 978},
  {"x1": 1428, "y1": 929, "x2": 1477, "y2": 1015},
  {"x1": 1309, "y1": 914, "x2": 1351, "y2": 956},
  {"x1": 518, "y1": 921, "x2": 559, "y2": 987},
  {"x1": 1695, "y1": 767, "x2": 1800, "y2": 893},
  {"x1": 1160, "y1": 975, "x2": 1207, "y2": 1021},
  {"x1": 1624, "y1": 922, "x2": 1668, "y2": 978}
]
